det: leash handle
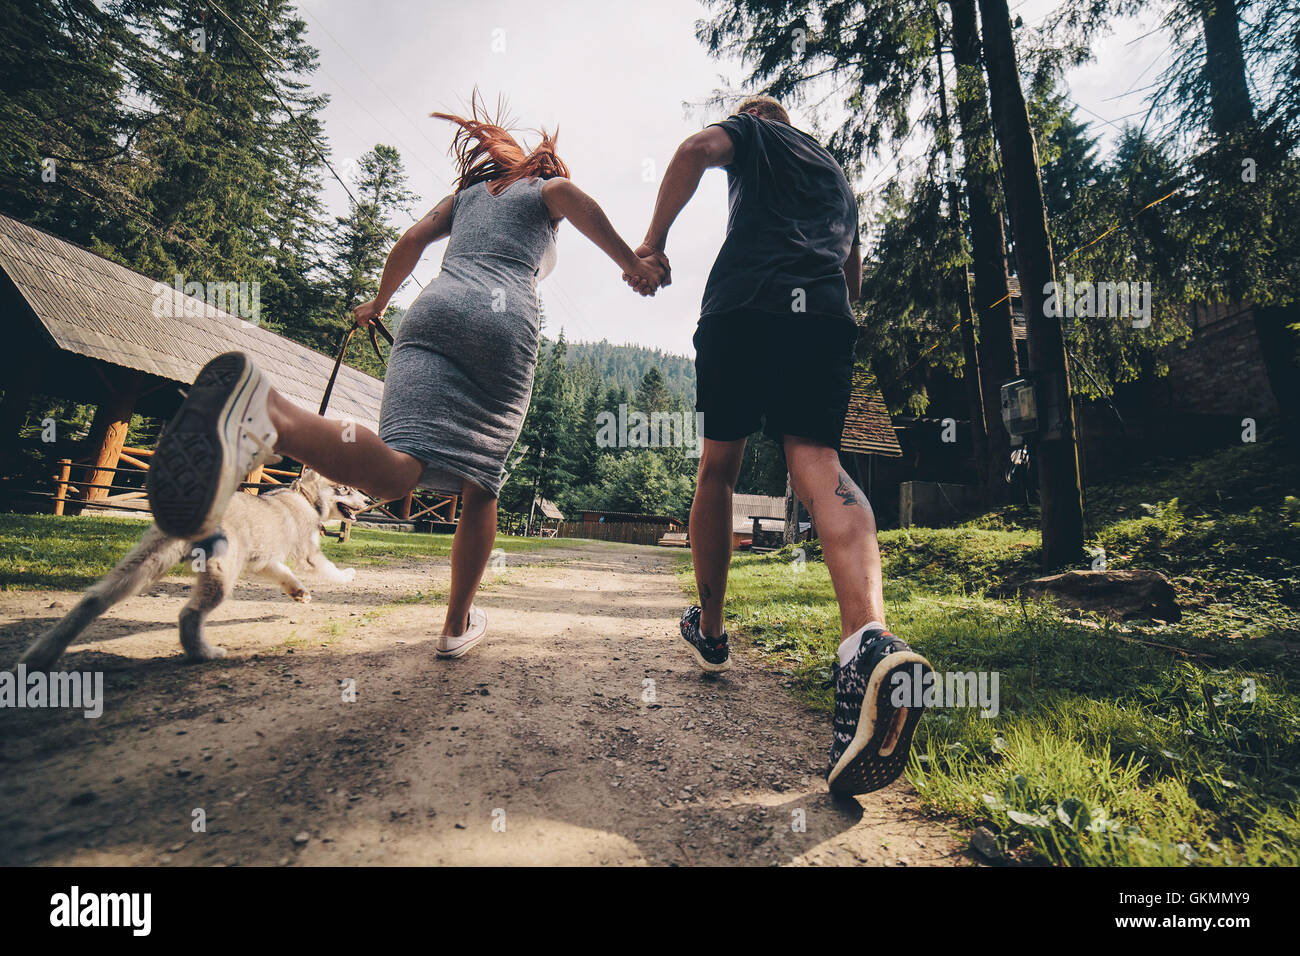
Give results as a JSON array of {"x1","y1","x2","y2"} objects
[
  {"x1": 318, "y1": 312, "x2": 393, "y2": 417},
  {"x1": 317, "y1": 325, "x2": 355, "y2": 416}
]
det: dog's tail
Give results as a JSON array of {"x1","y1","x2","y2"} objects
[{"x1": 19, "y1": 525, "x2": 190, "y2": 669}]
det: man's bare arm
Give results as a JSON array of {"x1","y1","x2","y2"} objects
[
  {"x1": 641, "y1": 126, "x2": 735, "y2": 253},
  {"x1": 844, "y1": 234, "x2": 862, "y2": 303}
]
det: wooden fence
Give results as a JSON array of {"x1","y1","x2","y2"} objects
[
  {"x1": 555, "y1": 520, "x2": 678, "y2": 546},
  {"x1": 38, "y1": 447, "x2": 457, "y2": 528},
  {"x1": 46, "y1": 447, "x2": 303, "y2": 516}
]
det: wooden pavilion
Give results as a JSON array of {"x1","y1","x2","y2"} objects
[{"x1": 0, "y1": 213, "x2": 453, "y2": 525}]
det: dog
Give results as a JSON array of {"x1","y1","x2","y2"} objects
[{"x1": 19, "y1": 469, "x2": 369, "y2": 668}]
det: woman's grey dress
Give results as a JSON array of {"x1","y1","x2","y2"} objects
[{"x1": 379, "y1": 177, "x2": 557, "y2": 497}]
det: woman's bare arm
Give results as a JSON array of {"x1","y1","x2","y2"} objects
[
  {"x1": 542, "y1": 178, "x2": 665, "y2": 293},
  {"x1": 355, "y1": 195, "x2": 454, "y2": 325}
]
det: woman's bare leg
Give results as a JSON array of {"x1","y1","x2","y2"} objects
[
  {"x1": 267, "y1": 390, "x2": 422, "y2": 501},
  {"x1": 442, "y1": 480, "x2": 498, "y2": 636}
]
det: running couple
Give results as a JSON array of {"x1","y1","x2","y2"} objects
[{"x1": 146, "y1": 94, "x2": 933, "y2": 796}]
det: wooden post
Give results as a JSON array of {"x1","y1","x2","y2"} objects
[
  {"x1": 244, "y1": 464, "x2": 265, "y2": 493},
  {"x1": 783, "y1": 476, "x2": 797, "y2": 545},
  {"x1": 80, "y1": 369, "x2": 143, "y2": 504},
  {"x1": 53, "y1": 458, "x2": 71, "y2": 515}
]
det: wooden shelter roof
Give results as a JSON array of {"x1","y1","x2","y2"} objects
[
  {"x1": 535, "y1": 497, "x2": 564, "y2": 520},
  {"x1": 0, "y1": 214, "x2": 382, "y2": 430},
  {"x1": 840, "y1": 367, "x2": 903, "y2": 458}
]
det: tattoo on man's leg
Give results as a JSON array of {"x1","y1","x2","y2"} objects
[
  {"x1": 835, "y1": 470, "x2": 868, "y2": 509},
  {"x1": 699, "y1": 582, "x2": 712, "y2": 608}
]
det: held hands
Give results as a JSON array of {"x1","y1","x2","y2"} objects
[
  {"x1": 622, "y1": 244, "x2": 671, "y2": 297},
  {"x1": 353, "y1": 299, "x2": 385, "y2": 328}
]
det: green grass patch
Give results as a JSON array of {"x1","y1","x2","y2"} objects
[
  {"x1": 0, "y1": 513, "x2": 155, "y2": 590},
  {"x1": 327, "y1": 525, "x2": 566, "y2": 568},
  {"x1": 0, "y1": 513, "x2": 574, "y2": 590}
]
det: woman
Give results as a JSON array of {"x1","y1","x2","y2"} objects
[{"x1": 146, "y1": 98, "x2": 668, "y2": 659}]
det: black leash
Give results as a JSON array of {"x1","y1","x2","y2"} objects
[{"x1": 317, "y1": 316, "x2": 393, "y2": 416}]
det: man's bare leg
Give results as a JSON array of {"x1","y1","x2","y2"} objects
[
  {"x1": 783, "y1": 435, "x2": 885, "y2": 638},
  {"x1": 785, "y1": 435, "x2": 932, "y2": 795},
  {"x1": 690, "y1": 437, "x2": 746, "y2": 638},
  {"x1": 268, "y1": 390, "x2": 422, "y2": 501}
]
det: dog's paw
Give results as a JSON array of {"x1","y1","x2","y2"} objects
[
  {"x1": 18, "y1": 642, "x2": 59, "y2": 671},
  {"x1": 290, "y1": 588, "x2": 312, "y2": 603},
  {"x1": 336, "y1": 568, "x2": 356, "y2": 584},
  {"x1": 183, "y1": 642, "x2": 227, "y2": 663}
]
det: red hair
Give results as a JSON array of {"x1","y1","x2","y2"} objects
[{"x1": 431, "y1": 92, "x2": 570, "y2": 195}]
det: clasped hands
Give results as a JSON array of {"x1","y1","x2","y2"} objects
[{"x1": 622, "y1": 243, "x2": 671, "y2": 297}]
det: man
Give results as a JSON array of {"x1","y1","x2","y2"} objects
[{"x1": 630, "y1": 96, "x2": 934, "y2": 795}]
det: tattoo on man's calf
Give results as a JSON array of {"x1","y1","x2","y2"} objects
[{"x1": 835, "y1": 471, "x2": 868, "y2": 509}]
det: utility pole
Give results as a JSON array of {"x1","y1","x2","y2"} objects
[{"x1": 977, "y1": 0, "x2": 1084, "y2": 567}]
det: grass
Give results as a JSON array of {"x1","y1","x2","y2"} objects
[
  {"x1": 688, "y1": 434, "x2": 1300, "y2": 866},
  {"x1": 0, "y1": 513, "x2": 574, "y2": 590}
]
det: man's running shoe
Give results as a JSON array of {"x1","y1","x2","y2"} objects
[
  {"x1": 680, "y1": 605, "x2": 730, "y2": 673},
  {"x1": 826, "y1": 629, "x2": 932, "y2": 795},
  {"x1": 147, "y1": 352, "x2": 277, "y2": 541},
  {"x1": 438, "y1": 605, "x2": 487, "y2": 659}
]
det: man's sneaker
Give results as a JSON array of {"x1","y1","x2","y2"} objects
[
  {"x1": 147, "y1": 352, "x2": 277, "y2": 541},
  {"x1": 826, "y1": 629, "x2": 932, "y2": 795},
  {"x1": 680, "y1": 605, "x2": 730, "y2": 673},
  {"x1": 438, "y1": 605, "x2": 487, "y2": 658}
]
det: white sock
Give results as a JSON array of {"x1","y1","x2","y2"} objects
[{"x1": 838, "y1": 621, "x2": 886, "y2": 668}]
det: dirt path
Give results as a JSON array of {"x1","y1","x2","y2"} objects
[{"x1": 0, "y1": 540, "x2": 970, "y2": 866}]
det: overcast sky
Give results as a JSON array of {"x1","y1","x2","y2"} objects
[{"x1": 299, "y1": 0, "x2": 1168, "y2": 355}]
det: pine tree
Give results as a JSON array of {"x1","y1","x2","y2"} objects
[
  {"x1": 319, "y1": 144, "x2": 415, "y2": 375},
  {"x1": 0, "y1": 0, "x2": 137, "y2": 248}
]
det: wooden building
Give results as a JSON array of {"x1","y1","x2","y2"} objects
[{"x1": 0, "y1": 213, "x2": 383, "y2": 514}]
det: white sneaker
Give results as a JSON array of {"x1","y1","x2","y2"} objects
[
  {"x1": 437, "y1": 606, "x2": 487, "y2": 658},
  {"x1": 148, "y1": 352, "x2": 278, "y2": 540}
]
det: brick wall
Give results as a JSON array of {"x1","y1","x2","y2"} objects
[{"x1": 1162, "y1": 303, "x2": 1279, "y2": 417}]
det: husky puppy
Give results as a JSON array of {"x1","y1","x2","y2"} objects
[{"x1": 19, "y1": 470, "x2": 368, "y2": 668}]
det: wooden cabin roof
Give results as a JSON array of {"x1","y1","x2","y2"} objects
[
  {"x1": 840, "y1": 367, "x2": 903, "y2": 458},
  {"x1": 0, "y1": 213, "x2": 383, "y2": 430}
]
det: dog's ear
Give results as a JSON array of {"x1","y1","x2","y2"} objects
[{"x1": 300, "y1": 467, "x2": 317, "y2": 482}]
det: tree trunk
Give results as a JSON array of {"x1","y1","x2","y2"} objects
[
  {"x1": 1199, "y1": 0, "x2": 1254, "y2": 137},
  {"x1": 977, "y1": 0, "x2": 1085, "y2": 568},
  {"x1": 949, "y1": 0, "x2": 1019, "y2": 501},
  {"x1": 1193, "y1": 1, "x2": 1296, "y2": 440},
  {"x1": 935, "y1": 8, "x2": 989, "y2": 495}
]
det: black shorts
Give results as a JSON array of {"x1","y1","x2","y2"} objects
[{"x1": 693, "y1": 309, "x2": 859, "y2": 449}]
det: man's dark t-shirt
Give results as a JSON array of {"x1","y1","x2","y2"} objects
[{"x1": 701, "y1": 112, "x2": 859, "y2": 322}]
